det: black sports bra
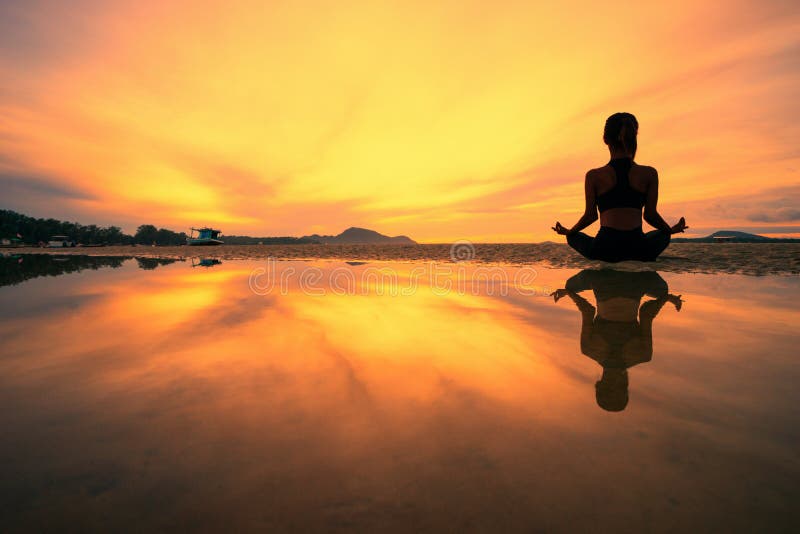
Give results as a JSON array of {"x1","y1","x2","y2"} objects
[{"x1": 596, "y1": 157, "x2": 646, "y2": 213}]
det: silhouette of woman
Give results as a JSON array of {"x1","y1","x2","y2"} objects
[
  {"x1": 552, "y1": 113, "x2": 688, "y2": 262},
  {"x1": 551, "y1": 269, "x2": 682, "y2": 411}
]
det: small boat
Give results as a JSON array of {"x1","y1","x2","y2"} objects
[
  {"x1": 47, "y1": 235, "x2": 76, "y2": 248},
  {"x1": 187, "y1": 227, "x2": 223, "y2": 246}
]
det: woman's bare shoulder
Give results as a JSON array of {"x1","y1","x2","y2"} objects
[
  {"x1": 632, "y1": 163, "x2": 658, "y2": 187},
  {"x1": 633, "y1": 162, "x2": 658, "y2": 176},
  {"x1": 585, "y1": 165, "x2": 609, "y2": 178}
]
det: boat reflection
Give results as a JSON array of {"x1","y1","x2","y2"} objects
[
  {"x1": 552, "y1": 269, "x2": 682, "y2": 411},
  {"x1": 191, "y1": 258, "x2": 223, "y2": 268}
]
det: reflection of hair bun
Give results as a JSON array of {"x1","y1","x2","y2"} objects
[{"x1": 595, "y1": 369, "x2": 629, "y2": 412}]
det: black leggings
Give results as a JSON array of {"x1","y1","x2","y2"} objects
[{"x1": 567, "y1": 226, "x2": 671, "y2": 263}]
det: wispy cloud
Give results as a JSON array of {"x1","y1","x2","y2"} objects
[{"x1": 745, "y1": 208, "x2": 800, "y2": 223}]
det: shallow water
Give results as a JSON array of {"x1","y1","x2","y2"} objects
[
  {"x1": 1, "y1": 255, "x2": 798, "y2": 531},
  {"x1": 16, "y1": 241, "x2": 800, "y2": 276}
]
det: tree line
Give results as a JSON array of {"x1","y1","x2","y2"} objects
[
  {"x1": 0, "y1": 209, "x2": 188, "y2": 245},
  {"x1": 0, "y1": 254, "x2": 130, "y2": 287}
]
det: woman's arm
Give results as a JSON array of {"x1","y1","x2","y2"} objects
[
  {"x1": 551, "y1": 288, "x2": 596, "y2": 324},
  {"x1": 643, "y1": 170, "x2": 671, "y2": 232},
  {"x1": 553, "y1": 171, "x2": 598, "y2": 235},
  {"x1": 643, "y1": 169, "x2": 689, "y2": 234},
  {"x1": 552, "y1": 287, "x2": 597, "y2": 358},
  {"x1": 638, "y1": 294, "x2": 682, "y2": 359}
]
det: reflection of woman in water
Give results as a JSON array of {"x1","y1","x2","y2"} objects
[
  {"x1": 552, "y1": 269, "x2": 682, "y2": 411},
  {"x1": 551, "y1": 113, "x2": 688, "y2": 262}
]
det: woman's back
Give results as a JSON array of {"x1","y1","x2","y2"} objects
[{"x1": 591, "y1": 159, "x2": 655, "y2": 230}]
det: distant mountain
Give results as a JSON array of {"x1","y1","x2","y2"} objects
[
  {"x1": 708, "y1": 231, "x2": 770, "y2": 241},
  {"x1": 303, "y1": 227, "x2": 417, "y2": 244},
  {"x1": 672, "y1": 230, "x2": 799, "y2": 243}
]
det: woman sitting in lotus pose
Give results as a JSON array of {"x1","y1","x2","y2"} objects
[{"x1": 552, "y1": 112, "x2": 688, "y2": 262}]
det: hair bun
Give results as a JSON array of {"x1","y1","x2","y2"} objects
[{"x1": 604, "y1": 112, "x2": 639, "y2": 156}]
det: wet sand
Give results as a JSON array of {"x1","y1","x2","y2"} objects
[
  {"x1": 12, "y1": 242, "x2": 800, "y2": 275},
  {"x1": 1, "y1": 257, "x2": 798, "y2": 531}
]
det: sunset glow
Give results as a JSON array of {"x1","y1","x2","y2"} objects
[{"x1": 1, "y1": 0, "x2": 798, "y2": 241}]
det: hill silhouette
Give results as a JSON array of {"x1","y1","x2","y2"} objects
[
  {"x1": 303, "y1": 227, "x2": 417, "y2": 244},
  {"x1": 672, "y1": 230, "x2": 798, "y2": 243}
]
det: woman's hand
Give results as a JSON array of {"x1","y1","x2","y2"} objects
[
  {"x1": 551, "y1": 221, "x2": 570, "y2": 235},
  {"x1": 666, "y1": 293, "x2": 683, "y2": 311},
  {"x1": 670, "y1": 217, "x2": 688, "y2": 234}
]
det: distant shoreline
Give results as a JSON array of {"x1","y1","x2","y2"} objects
[{"x1": 5, "y1": 243, "x2": 798, "y2": 276}]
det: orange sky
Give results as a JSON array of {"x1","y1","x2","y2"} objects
[{"x1": 1, "y1": 0, "x2": 798, "y2": 241}]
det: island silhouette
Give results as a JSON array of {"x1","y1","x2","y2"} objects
[{"x1": 302, "y1": 227, "x2": 416, "y2": 245}]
